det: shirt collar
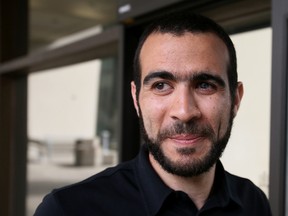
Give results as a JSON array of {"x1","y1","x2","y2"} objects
[
  {"x1": 135, "y1": 146, "x2": 242, "y2": 215},
  {"x1": 135, "y1": 145, "x2": 173, "y2": 215},
  {"x1": 203, "y1": 160, "x2": 243, "y2": 210}
]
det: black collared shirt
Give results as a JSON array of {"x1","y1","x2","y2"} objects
[{"x1": 34, "y1": 146, "x2": 272, "y2": 216}]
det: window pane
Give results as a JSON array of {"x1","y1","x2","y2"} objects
[{"x1": 26, "y1": 57, "x2": 120, "y2": 215}]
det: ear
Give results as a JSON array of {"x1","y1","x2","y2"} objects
[
  {"x1": 232, "y1": 82, "x2": 244, "y2": 117},
  {"x1": 131, "y1": 81, "x2": 140, "y2": 116}
]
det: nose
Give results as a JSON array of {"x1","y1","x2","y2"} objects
[{"x1": 169, "y1": 86, "x2": 201, "y2": 122}]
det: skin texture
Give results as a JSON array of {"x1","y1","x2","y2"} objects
[{"x1": 131, "y1": 32, "x2": 243, "y2": 209}]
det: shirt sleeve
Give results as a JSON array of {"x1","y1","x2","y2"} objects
[{"x1": 34, "y1": 193, "x2": 66, "y2": 216}]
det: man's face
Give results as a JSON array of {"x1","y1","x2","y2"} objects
[{"x1": 131, "y1": 32, "x2": 243, "y2": 177}]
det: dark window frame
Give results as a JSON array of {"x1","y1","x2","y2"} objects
[{"x1": 269, "y1": 0, "x2": 288, "y2": 215}]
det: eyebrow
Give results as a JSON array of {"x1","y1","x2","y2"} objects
[
  {"x1": 143, "y1": 70, "x2": 226, "y2": 88},
  {"x1": 143, "y1": 71, "x2": 176, "y2": 84}
]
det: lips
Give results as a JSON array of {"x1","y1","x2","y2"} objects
[{"x1": 168, "y1": 134, "x2": 204, "y2": 145}]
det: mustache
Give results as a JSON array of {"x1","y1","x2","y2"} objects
[{"x1": 156, "y1": 121, "x2": 215, "y2": 142}]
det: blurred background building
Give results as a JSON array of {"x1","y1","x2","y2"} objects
[{"x1": 0, "y1": 0, "x2": 286, "y2": 215}]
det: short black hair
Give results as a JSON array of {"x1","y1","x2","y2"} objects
[{"x1": 133, "y1": 12, "x2": 238, "y2": 103}]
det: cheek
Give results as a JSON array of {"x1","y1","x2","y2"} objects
[
  {"x1": 200, "y1": 97, "x2": 232, "y2": 133},
  {"x1": 139, "y1": 97, "x2": 167, "y2": 136}
]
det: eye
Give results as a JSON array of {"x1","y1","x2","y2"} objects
[
  {"x1": 198, "y1": 82, "x2": 212, "y2": 89},
  {"x1": 196, "y1": 82, "x2": 217, "y2": 94},
  {"x1": 152, "y1": 81, "x2": 173, "y2": 94},
  {"x1": 155, "y1": 82, "x2": 166, "y2": 90}
]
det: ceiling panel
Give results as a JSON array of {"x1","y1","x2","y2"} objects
[{"x1": 30, "y1": 0, "x2": 118, "y2": 51}]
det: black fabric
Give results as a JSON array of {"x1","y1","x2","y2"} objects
[{"x1": 34, "y1": 146, "x2": 272, "y2": 216}]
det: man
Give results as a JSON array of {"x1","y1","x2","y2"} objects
[{"x1": 34, "y1": 12, "x2": 272, "y2": 215}]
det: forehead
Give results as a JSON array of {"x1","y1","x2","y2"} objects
[{"x1": 139, "y1": 32, "x2": 229, "y2": 80}]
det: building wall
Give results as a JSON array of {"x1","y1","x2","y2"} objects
[
  {"x1": 28, "y1": 59, "x2": 101, "y2": 143},
  {"x1": 222, "y1": 27, "x2": 272, "y2": 195}
]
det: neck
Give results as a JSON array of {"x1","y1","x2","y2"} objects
[{"x1": 149, "y1": 153, "x2": 216, "y2": 210}]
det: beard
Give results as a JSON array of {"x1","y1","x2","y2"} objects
[{"x1": 139, "y1": 110, "x2": 234, "y2": 177}]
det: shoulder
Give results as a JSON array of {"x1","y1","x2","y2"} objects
[
  {"x1": 58, "y1": 158, "x2": 136, "y2": 194},
  {"x1": 225, "y1": 171, "x2": 265, "y2": 197},
  {"x1": 34, "y1": 159, "x2": 140, "y2": 215},
  {"x1": 225, "y1": 171, "x2": 272, "y2": 215}
]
